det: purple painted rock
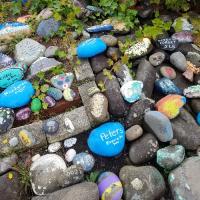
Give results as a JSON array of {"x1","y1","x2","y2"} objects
[
  {"x1": 44, "y1": 96, "x2": 56, "y2": 107},
  {"x1": 0, "y1": 53, "x2": 15, "y2": 68},
  {"x1": 172, "y1": 31, "x2": 193, "y2": 43},
  {"x1": 16, "y1": 107, "x2": 31, "y2": 121}
]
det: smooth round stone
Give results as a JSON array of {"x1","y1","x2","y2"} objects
[
  {"x1": 170, "y1": 51, "x2": 187, "y2": 72},
  {"x1": 44, "y1": 46, "x2": 59, "y2": 57},
  {"x1": 184, "y1": 85, "x2": 200, "y2": 98},
  {"x1": 82, "y1": 30, "x2": 90, "y2": 39},
  {"x1": 86, "y1": 24, "x2": 113, "y2": 33},
  {"x1": 64, "y1": 137, "x2": 77, "y2": 148},
  {"x1": 18, "y1": 129, "x2": 36, "y2": 147},
  {"x1": 156, "y1": 95, "x2": 186, "y2": 119},
  {"x1": 157, "y1": 145, "x2": 185, "y2": 170},
  {"x1": 172, "y1": 31, "x2": 193, "y2": 43},
  {"x1": 9, "y1": 137, "x2": 19, "y2": 147},
  {"x1": 48, "y1": 142, "x2": 62, "y2": 153},
  {"x1": 87, "y1": 122, "x2": 125, "y2": 157},
  {"x1": 31, "y1": 98, "x2": 42, "y2": 112},
  {"x1": 44, "y1": 96, "x2": 56, "y2": 107},
  {"x1": 149, "y1": 52, "x2": 165, "y2": 66},
  {"x1": 197, "y1": 113, "x2": 200, "y2": 125},
  {"x1": 144, "y1": 111, "x2": 173, "y2": 142},
  {"x1": 77, "y1": 38, "x2": 107, "y2": 58},
  {"x1": 120, "y1": 81, "x2": 143, "y2": 103},
  {"x1": 65, "y1": 149, "x2": 76, "y2": 162},
  {"x1": 42, "y1": 120, "x2": 59, "y2": 135},
  {"x1": 106, "y1": 47, "x2": 121, "y2": 61},
  {"x1": 0, "y1": 108, "x2": 15, "y2": 135},
  {"x1": 31, "y1": 154, "x2": 41, "y2": 162},
  {"x1": 0, "y1": 53, "x2": 14, "y2": 68},
  {"x1": 156, "y1": 38, "x2": 178, "y2": 51},
  {"x1": 100, "y1": 35, "x2": 118, "y2": 47},
  {"x1": 63, "y1": 88, "x2": 76, "y2": 101},
  {"x1": 160, "y1": 66, "x2": 176, "y2": 80},
  {"x1": 126, "y1": 125, "x2": 143, "y2": 141},
  {"x1": 16, "y1": 107, "x2": 31, "y2": 121},
  {"x1": 72, "y1": 152, "x2": 95, "y2": 172},
  {"x1": 97, "y1": 172, "x2": 123, "y2": 200},
  {"x1": 47, "y1": 87, "x2": 63, "y2": 101},
  {"x1": 90, "y1": 54, "x2": 109, "y2": 73}
]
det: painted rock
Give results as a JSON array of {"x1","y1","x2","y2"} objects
[
  {"x1": 51, "y1": 73, "x2": 74, "y2": 91},
  {"x1": 13, "y1": 0, "x2": 28, "y2": 4},
  {"x1": 172, "y1": 17, "x2": 193, "y2": 32},
  {"x1": 0, "y1": 63, "x2": 27, "y2": 88},
  {"x1": 64, "y1": 137, "x2": 77, "y2": 148},
  {"x1": 65, "y1": 148, "x2": 76, "y2": 162},
  {"x1": 156, "y1": 95, "x2": 186, "y2": 119},
  {"x1": 42, "y1": 119, "x2": 59, "y2": 135},
  {"x1": 86, "y1": 24, "x2": 113, "y2": 33},
  {"x1": 157, "y1": 145, "x2": 185, "y2": 170},
  {"x1": 77, "y1": 38, "x2": 107, "y2": 58},
  {"x1": 156, "y1": 38, "x2": 178, "y2": 51},
  {"x1": 144, "y1": 111, "x2": 173, "y2": 142},
  {"x1": 197, "y1": 113, "x2": 200, "y2": 125},
  {"x1": 63, "y1": 88, "x2": 76, "y2": 101},
  {"x1": 172, "y1": 31, "x2": 193, "y2": 43},
  {"x1": 9, "y1": 137, "x2": 19, "y2": 147},
  {"x1": 97, "y1": 172, "x2": 123, "y2": 200},
  {"x1": 18, "y1": 129, "x2": 36, "y2": 147},
  {"x1": 44, "y1": 96, "x2": 56, "y2": 107},
  {"x1": 36, "y1": 18, "x2": 60, "y2": 38},
  {"x1": 72, "y1": 152, "x2": 95, "y2": 172},
  {"x1": 125, "y1": 38, "x2": 152, "y2": 59},
  {"x1": 120, "y1": 81, "x2": 143, "y2": 103},
  {"x1": 31, "y1": 98, "x2": 42, "y2": 112},
  {"x1": 86, "y1": 5, "x2": 103, "y2": 13},
  {"x1": 48, "y1": 142, "x2": 61, "y2": 153},
  {"x1": 87, "y1": 122, "x2": 125, "y2": 157},
  {"x1": 16, "y1": 107, "x2": 31, "y2": 121},
  {"x1": 17, "y1": 15, "x2": 32, "y2": 23},
  {"x1": 149, "y1": 52, "x2": 165, "y2": 66},
  {"x1": 47, "y1": 87, "x2": 63, "y2": 101},
  {"x1": 0, "y1": 80, "x2": 35, "y2": 109},
  {"x1": 184, "y1": 85, "x2": 200, "y2": 98},
  {"x1": 160, "y1": 66, "x2": 176, "y2": 80},
  {"x1": 170, "y1": 51, "x2": 187, "y2": 72},
  {"x1": 0, "y1": 22, "x2": 31, "y2": 41},
  {"x1": 0, "y1": 53, "x2": 14, "y2": 68},
  {"x1": 0, "y1": 108, "x2": 14, "y2": 135},
  {"x1": 155, "y1": 78, "x2": 182, "y2": 95}
]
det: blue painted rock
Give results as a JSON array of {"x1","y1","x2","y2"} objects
[
  {"x1": 97, "y1": 172, "x2": 123, "y2": 200},
  {"x1": 0, "y1": 22, "x2": 31, "y2": 41},
  {"x1": 144, "y1": 111, "x2": 173, "y2": 142},
  {"x1": 64, "y1": 137, "x2": 77, "y2": 148},
  {"x1": 197, "y1": 113, "x2": 200, "y2": 125},
  {"x1": 120, "y1": 81, "x2": 143, "y2": 103},
  {"x1": 47, "y1": 87, "x2": 63, "y2": 101},
  {"x1": 0, "y1": 63, "x2": 27, "y2": 88},
  {"x1": 86, "y1": 5, "x2": 103, "y2": 13},
  {"x1": 44, "y1": 96, "x2": 56, "y2": 107},
  {"x1": 87, "y1": 122, "x2": 125, "y2": 157},
  {"x1": 155, "y1": 78, "x2": 182, "y2": 95},
  {"x1": 77, "y1": 38, "x2": 107, "y2": 58},
  {"x1": 86, "y1": 24, "x2": 113, "y2": 33},
  {"x1": 13, "y1": 0, "x2": 28, "y2": 4},
  {"x1": 184, "y1": 85, "x2": 200, "y2": 98},
  {"x1": 0, "y1": 53, "x2": 15, "y2": 68},
  {"x1": 156, "y1": 38, "x2": 178, "y2": 51},
  {"x1": 18, "y1": 129, "x2": 36, "y2": 147},
  {"x1": 50, "y1": 72, "x2": 74, "y2": 91},
  {"x1": 0, "y1": 108, "x2": 15, "y2": 134},
  {"x1": 42, "y1": 119, "x2": 59, "y2": 135},
  {"x1": 72, "y1": 152, "x2": 95, "y2": 172},
  {"x1": 172, "y1": 31, "x2": 193, "y2": 43},
  {"x1": 16, "y1": 107, "x2": 31, "y2": 121},
  {"x1": 36, "y1": 18, "x2": 60, "y2": 38},
  {"x1": 0, "y1": 80, "x2": 35, "y2": 109}
]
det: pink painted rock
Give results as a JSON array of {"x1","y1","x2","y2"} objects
[
  {"x1": 44, "y1": 96, "x2": 56, "y2": 107},
  {"x1": 16, "y1": 107, "x2": 31, "y2": 121},
  {"x1": 160, "y1": 66, "x2": 176, "y2": 80}
]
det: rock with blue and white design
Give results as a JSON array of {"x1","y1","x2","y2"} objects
[
  {"x1": 86, "y1": 24, "x2": 113, "y2": 33},
  {"x1": 0, "y1": 22, "x2": 31, "y2": 41},
  {"x1": 155, "y1": 78, "x2": 182, "y2": 95},
  {"x1": 0, "y1": 108, "x2": 15, "y2": 135},
  {"x1": 36, "y1": 18, "x2": 60, "y2": 38},
  {"x1": 0, "y1": 63, "x2": 27, "y2": 88},
  {"x1": 120, "y1": 81, "x2": 143, "y2": 103},
  {"x1": 0, "y1": 80, "x2": 35, "y2": 109},
  {"x1": 0, "y1": 53, "x2": 15, "y2": 68},
  {"x1": 77, "y1": 38, "x2": 107, "y2": 58},
  {"x1": 47, "y1": 87, "x2": 63, "y2": 101},
  {"x1": 87, "y1": 122, "x2": 125, "y2": 157}
]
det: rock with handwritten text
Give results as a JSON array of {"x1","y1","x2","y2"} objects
[
  {"x1": 156, "y1": 38, "x2": 178, "y2": 51},
  {"x1": 87, "y1": 122, "x2": 125, "y2": 157}
]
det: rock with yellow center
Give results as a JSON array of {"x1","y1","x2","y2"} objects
[{"x1": 18, "y1": 129, "x2": 36, "y2": 147}]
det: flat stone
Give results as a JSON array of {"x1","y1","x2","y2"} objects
[
  {"x1": 36, "y1": 8, "x2": 53, "y2": 21},
  {"x1": 126, "y1": 125, "x2": 143, "y2": 141},
  {"x1": 100, "y1": 35, "x2": 118, "y2": 47},
  {"x1": 156, "y1": 38, "x2": 178, "y2": 51},
  {"x1": 106, "y1": 47, "x2": 121, "y2": 61}
]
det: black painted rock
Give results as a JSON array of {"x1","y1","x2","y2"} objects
[
  {"x1": 156, "y1": 38, "x2": 178, "y2": 51},
  {"x1": 171, "y1": 108, "x2": 200, "y2": 150},
  {"x1": 136, "y1": 59, "x2": 156, "y2": 98}
]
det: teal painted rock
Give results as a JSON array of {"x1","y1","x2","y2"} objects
[
  {"x1": 157, "y1": 145, "x2": 185, "y2": 170},
  {"x1": 0, "y1": 63, "x2": 27, "y2": 88},
  {"x1": 47, "y1": 87, "x2": 63, "y2": 101},
  {"x1": 184, "y1": 85, "x2": 200, "y2": 98},
  {"x1": 197, "y1": 112, "x2": 200, "y2": 125},
  {"x1": 77, "y1": 38, "x2": 107, "y2": 58},
  {"x1": 87, "y1": 122, "x2": 125, "y2": 157},
  {"x1": 31, "y1": 98, "x2": 42, "y2": 112},
  {"x1": 0, "y1": 80, "x2": 35, "y2": 108}
]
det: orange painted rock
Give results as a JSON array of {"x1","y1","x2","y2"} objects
[
  {"x1": 17, "y1": 15, "x2": 32, "y2": 23},
  {"x1": 156, "y1": 95, "x2": 186, "y2": 119}
]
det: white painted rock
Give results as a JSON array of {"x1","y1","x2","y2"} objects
[
  {"x1": 48, "y1": 142, "x2": 62, "y2": 153},
  {"x1": 64, "y1": 137, "x2": 77, "y2": 148},
  {"x1": 65, "y1": 149, "x2": 76, "y2": 162}
]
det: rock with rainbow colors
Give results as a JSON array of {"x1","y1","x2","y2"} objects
[{"x1": 155, "y1": 95, "x2": 186, "y2": 119}]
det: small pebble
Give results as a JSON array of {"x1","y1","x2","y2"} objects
[
  {"x1": 65, "y1": 149, "x2": 76, "y2": 162},
  {"x1": 9, "y1": 137, "x2": 19, "y2": 147},
  {"x1": 32, "y1": 154, "x2": 41, "y2": 162},
  {"x1": 149, "y1": 52, "x2": 165, "y2": 66},
  {"x1": 64, "y1": 137, "x2": 77, "y2": 148},
  {"x1": 63, "y1": 88, "x2": 76, "y2": 101},
  {"x1": 126, "y1": 125, "x2": 143, "y2": 141},
  {"x1": 48, "y1": 142, "x2": 62, "y2": 153},
  {"x1": 170, "y1": 139, "x2": 178, "y2": 145}
]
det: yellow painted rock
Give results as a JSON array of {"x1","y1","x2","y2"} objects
[{"x1": 19, "y1": 129, "x2": 36, "y2": 147}]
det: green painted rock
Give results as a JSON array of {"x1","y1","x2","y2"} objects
[
  {"x1": 31, "y1": 98, "x2": 42, "y2": 112},
  {"x1": 157, "y1": 145, "x2": 185, "y2": 170}
]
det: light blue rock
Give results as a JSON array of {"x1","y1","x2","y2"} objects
[
  {"x1": 77, "y1": 38, "x2": 107, "y2": 58},
  {"x1": 0, "y1": 80, "x2": 35, "y2": 108},
  {"x1": 87, "y1": 122, "x2": 125, "y2": 157},
  {"x1": 47, "y1": 87, "x2": 63, "y2": 101},
  {"x1": 86, "y1": 24, "x2": 113, "y2": 33}
]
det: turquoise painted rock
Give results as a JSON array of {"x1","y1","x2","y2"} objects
[
  {"x1": 144, "y1": 111, "x2": 173, "y2": 142},
  {"x1": 77, "y1": 38, "x2": 107, "y2": 58},
  {"x1": 0, "y1": 80, "x2": 35, "y2": 108},
  {"x1": 31, "y1": 98, "x2": 42, "y2": 112},
  {"x1": 0, "y1": 53, "x2": 14, "y2": 68},
  {"x1": 197, "y1": 112, "x2": 200, "y2": 125},
  {"x1": 87, "y1": 122, "x2": 125, "y2": 157},
  {"x1": 47, "y1": 87, "x2": 63, "y2": 101},
  {"x1": 120, "y1": 81, "x2": 143, "y2": 103},
  {"x1": 184, "y1": 85, "x2": 200, "y2": 98},
  {"x1": 157, "y1": 145, "x2": 185, "y2": 170},
  {"x1": 0, "y1": 63, "x2": 27, "y2": 88},
  {"x1": 86, "y1": 24, "x2": 113, "y2": 33}
]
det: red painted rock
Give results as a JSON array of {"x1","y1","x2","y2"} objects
[{"x1": 160, "y1": 66, "x2": 176, "y2": 80}]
